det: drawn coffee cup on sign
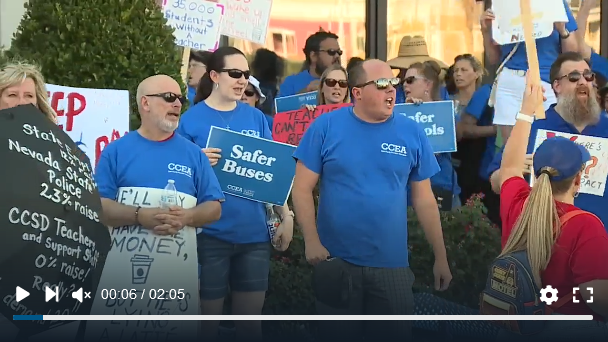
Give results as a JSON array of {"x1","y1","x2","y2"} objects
[{"x1": 131, "y1": 254, "x2": 155, "y2": 284}]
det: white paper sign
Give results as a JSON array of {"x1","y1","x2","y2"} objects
[
  {"x1": 533, "y1": 129, "x2": 608, "y2": 196},
  {"x1": 220, "y1": 0, "x2": 273, "y2": 45},
  {"x1": 163, "y1": 0, "x2": 225, "y2": 51},
  {"x1": 84, "y1": 187, "x2": 199, "y2": 341},
  {"x1": 492, "y1": 0, "x2": 568, "y2": 45},
  {"x1": 46, "y1": 84, "x2": 130, "y2": 168}
]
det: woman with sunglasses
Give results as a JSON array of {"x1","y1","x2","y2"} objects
[
  {"x1": 403, "y1": 60, "x2": 461, "y2": 210},
  {"x1": 305, "y1": 65, "x2": 350, "y2": 112},
  {"x1": 176, "y1": 47, "x2": 294, "y2": 341}
]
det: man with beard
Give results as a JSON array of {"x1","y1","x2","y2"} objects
[
  {"x1": 278, "y1": 30, "x2": 342, "y2": 97},
  {"x1": 487, "y1": 51, "x2": 608, "y2": 230}
]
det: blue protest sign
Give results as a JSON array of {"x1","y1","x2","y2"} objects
[
  {"x1": 274, "y1": 91, "x2": 317, "y2": 113},
  {"x1": 205, "y1": 127, "x2": 296, "y2": 205},
  {"x1": 393, "y1": 101, "x2": 457, "y2": 153}
]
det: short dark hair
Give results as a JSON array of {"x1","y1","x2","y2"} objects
[
  {"x1": 549, "y1": 51, "x2": 586, "y2": 83},
  {"x1": 346, "y1": 57, "x2": 364, "y2": 74},
  {"x1": 252, "y1": 48, "x2": 284, "y2": 83},
  {"x1": 194, "y1": 46, "x2": 245, "y2": 104},
  {"x1": 190, "y1": 50, "x2": 211, "y2": 65},
  {"x1": 347, "y1": 61, "x2": 367, "y2": 89},
  {"x1": 302, "y1": 30, "x2": 339, "y2": 68}
]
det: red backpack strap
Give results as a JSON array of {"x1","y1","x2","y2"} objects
[{"x1": 559, "y1": 210, "x2": 602, "y2": 226}]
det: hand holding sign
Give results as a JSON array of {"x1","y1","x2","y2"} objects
[
  {"x1": 520, "y1": 0, "x2": 546, "y2": 118},
  {"x1": 520, "y1": 72, "x2": 546, "y2": 115},
  {"x1": 203, "y1": 147, "x2": 222, "y2": 166}
]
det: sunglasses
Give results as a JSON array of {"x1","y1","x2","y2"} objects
[
  {"x1": 354, "y1": 77, "x2": 400, "y2": 90},
  {"x1": 221, "y1": 69, "x2": 251, "y2": 79},
  {"x1": 319, "y1": 49, "x2": 343, "y2": 57},
  {"x1": 556, "y1": 70, "x2": 595, "y2": 83},
  {"x1": 324, "y1": 78, "x2": 348, "y2": 88},
  {"x1": 243, "y1": 89, "x2": 256, "y2": 97},
  {"x1": 403, "y1": 76, "x2": 426, "y2": 85},
  {"x1": 145, "y1": 92, "x2": 185, "y2": 104}
]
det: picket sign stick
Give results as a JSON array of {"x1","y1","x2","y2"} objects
[
  {"x1": 520, "y1": 0, "x2": 545, "y2": 119},
  {"x1": 181, "y1": 47, "x2": 191, "y2": 85}
]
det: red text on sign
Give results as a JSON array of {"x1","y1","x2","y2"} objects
[{"x1": 48, "y1": 91, "x2": 87, "y2": 132}]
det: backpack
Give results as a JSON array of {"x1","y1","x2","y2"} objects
[{"x1": 480, "y1": 210, "x2": 597, "y2": 335}]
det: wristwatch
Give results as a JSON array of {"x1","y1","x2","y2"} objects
[
  {"x1": 516, "y1": 112, "x2": 534, "y2": 123},
  {"x1": 560, "y1": 29, "x2": 570, "y2": 39}
]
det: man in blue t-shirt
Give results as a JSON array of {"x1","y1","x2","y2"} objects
[
  {"x1": 292, "y1": 59, "x2": 452, "y2": 340},
  {"x1": 487, "y1": 53, "x2": 608, "y2": 230},
  {"x1": 278, "y1": 31, "x2": 342, "y2": 97}
]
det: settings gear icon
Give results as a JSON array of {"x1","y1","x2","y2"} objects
[{"x1": 540, "y1": 285, "x2": 559, "y2": 304}]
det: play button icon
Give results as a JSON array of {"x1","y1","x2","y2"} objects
[{"x1": 16, "y1": 286, "x2": 30, "y2": 302}]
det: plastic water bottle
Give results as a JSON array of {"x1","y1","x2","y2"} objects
[
  {"x1": 160, "y1": 180, "x2": 179, "y2": 208},
  {"x1": 265, "y1": 204, "x2": 281, "y2": 249}
]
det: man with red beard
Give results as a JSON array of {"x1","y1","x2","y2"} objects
[{"x1": 487, "y1": 51, "x2": 608, "y2": 235}]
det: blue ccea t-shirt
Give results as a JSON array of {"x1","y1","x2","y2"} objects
[
  {"x1": 95, "y1": 131, "x2": 224, "y2": 207},
  {"x1": 500, "y1": 0, "x2": 577, "y2": 83},
  {"x1": 464, "y1": 84, "x2": 496, "y2": 180},
  {"x1": 278, "y1": 70, "x2": 317, "y2": 97},
  {"x1": 487, "y1": 105, "x2": 608, "y2": 230},
  {"x1": 177, "y1": 101, "x2": 273, "y2": 244},
  {"x1": 293, "y1": 107, "x2": 440, "y2": 268}
]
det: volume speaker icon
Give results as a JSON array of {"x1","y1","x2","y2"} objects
[
  {"x1": 44, "y1": 286, "x2": 60, "y2": 302},
  {"x1": 72, "y1": 288, "x2": 83, "y2": 303}
]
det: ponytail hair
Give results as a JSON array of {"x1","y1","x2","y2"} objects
[
  {"x1": 500, "y1": 166, "x2": 582, "y2": 287},
  {"x1": 194, "y1": 72, "x2": 213, "y2": 104},
  {"x1": 192, "y1": 46, "x2": 246, "y2": 105}
]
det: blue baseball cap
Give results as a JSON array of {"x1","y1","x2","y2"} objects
[{"x1": 533, "y1": 136, "x2": 591, "y2": 181}]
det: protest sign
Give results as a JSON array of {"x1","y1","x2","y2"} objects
[
  {"x1": 492, "y1": 0, "x2": 567, "y2": 44},
  {"x1": 84, "y1": 188, "x2": 199, "y2": 341},
  {"x1": 220, "y1": 0, "x2": 273, "y2": 45},
  {"x1": 274, "y1": 91, "x2": 317, "y2": 113},
  {"x1": 272, "y1": 103, "x2": 350, "y2": 145},
  {"x1": 46, "y1": 84, "x2": 130, "y2": 168},
  {"x1": 162, "y1": 0, "x2": 225, "y2": 51},
  {"x1": 393, "y1": 101, "x2": 457, "y2": 153},
  {"x1": 533, "y1": 129, "x2": 608, "y2": 196},
  {"x1": 206, "y1": 127, "x2": 296, "y2": 205},
  {"x1": 0, "y1": 105, "x2": 111, "y2": 335}
]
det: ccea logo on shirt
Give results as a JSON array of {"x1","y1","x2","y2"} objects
[
  {"x1": 380, "y1": 143, "x2": 408, "y2": 157},
  {"x1": 168, "y1": 163, "x2": 192, "y2": 178},
  {"x1": 241, "y1": 129, "x2": 260, "y2": 137}
]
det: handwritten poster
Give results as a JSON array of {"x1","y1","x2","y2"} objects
[
  {"x1": 272, "y1": 103, "x2": 350, "y2": 145},
  {"x1": 163, "y1": 0, "x2": 225, "y2": 51},
  {"x1": 274, "y1": 91, "x2": 317, "y2": 113},
  {"x1": 84, "y1": 188, "x2": 199, "y2": 341},
  {"x1": 534, "y1": 129, "x2": 608, "y2": 196},
  {"x1": 492, "y1": 0, "x2": 568, "y2": 45},
  {"x1": 393, "y1": 101, "x2": 457, "y2": 153},
  {"x1": 46, "y1": 84, "x2": 130, "y2": 168},
  {"x1": 220, "y1": 0, "x2": 273, "y2": 44},
  {"x1": 206, "y1": 127, "x2": 295, "y2": 205},
  {"x1": 0, "y1": 105, "x2": 111, "y2": 335}
]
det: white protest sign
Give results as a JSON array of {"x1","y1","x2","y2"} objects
[
  {"x1": 46, "y1": 84, "x2": 130, "y2": 168},
  {"x1": 220, "y1": 0, "x2": 273, "y2": 45},
  {"x1": 492, "y1": 0, "x2": 568, "y2": 45},
  {"x1": 533, "y1": 129, "x2": 608, "y2": 196},
  {"x1": 84, "y1": 187, "x2": 199, "y2": 341},
  {"x1": 163, "y1": 0, "x2": 225, "y2": 51}
]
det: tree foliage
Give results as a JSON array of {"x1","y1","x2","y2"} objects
[{"x1": 7, "y1": 0, "x2": 186, "y2": 129}]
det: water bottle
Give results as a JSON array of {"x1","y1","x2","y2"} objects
[
  {"x1": 265, "y1": 204, "x2": 281, "y2": 249},
  {"x1": 160, "y1": 180, "x2": 179, "y2": 208}
]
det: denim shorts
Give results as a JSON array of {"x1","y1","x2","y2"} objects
[{"x1": 197, "y1": 233, "x2": 271, "y2": 300}]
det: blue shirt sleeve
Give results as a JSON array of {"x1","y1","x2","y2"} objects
[
  {"x1": 261, "y1": 113, "x2": 273, "y2": 140},
  {"x1": 409, "y1": 124, "x2": 441, "y2": 182},
  {"x1": 591, "y1": 52, "x2": 608, "y2": 80},
  {"x1": 464, "y1": 86, "x2": 490, "y2": 121},
  {"x1": 94, "y1": 147, "x2": 118, "y2": 200},
  {"x1": 176, "y1": 114, "x2": 195, "y2": 143},
  {"x1": 195, "y1": 152, "x2": 225, "y2": 204},
  {"x1": 278, "y1": 77, "x2": 294, "y2": 97},
  {"x1": 293, "y1": 118, "x2": 325, "y2": 174},
  {"x1": 565, "y1": 0, "x2": 578, "y2": 32}
]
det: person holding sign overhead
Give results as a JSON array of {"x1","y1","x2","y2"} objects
[
  {"x1": 483, "y1": 0, "x2": 578, "y2": 145},
  {"x1": 177, "y1": 47, "x2": 294, "y2": 342},
  {"x1": 292, "y1": 59, "x2": 451, "y2": 341}
]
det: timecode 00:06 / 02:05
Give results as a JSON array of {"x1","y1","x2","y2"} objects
[{"x1": 99, "y1": 289, "x2": 186, "y2": 300}]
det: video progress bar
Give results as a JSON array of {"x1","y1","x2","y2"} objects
[{"x1": 13, "y1": 315, "x2": 594, "y2": 321}]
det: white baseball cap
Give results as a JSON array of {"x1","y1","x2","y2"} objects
[{"x1": 248, "y1": 76, "x2": 266, "y2": 104}]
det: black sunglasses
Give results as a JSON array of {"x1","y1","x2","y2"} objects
[
  {"x1": 145, "y1": 92, "x2": 185, "y2": 104},
  {"x1": 403, "y1": 76, "x2": 426, "y2": 85},
  {"x1": 355, "y1": 77, "x2": 400, "y2": 90},
  {"x1": 220, "y1": 69, "x2": 251, "y2": 79},
  {"x1": 319, "y1": 49, "x2": 343, "y2": 57},
  {"x1": 556, "y1": 70, "x2": 595, "y2": 83},
  {"x1": 324, "y1": 78, "x2": 348, "y2": 88},
  {"x1": 243, "y1": 89, "x2": 256, "y2": 97}
]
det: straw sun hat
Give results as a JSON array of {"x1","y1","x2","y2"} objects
[{"x1": 387, "y1": 36, "x2": 448, "y2": 70}]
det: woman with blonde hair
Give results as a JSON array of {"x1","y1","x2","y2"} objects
[
  {"x1": 305, "y1": 65, "x2": 349, "y2": 112},
  {"x1": 0, "y1": 61, "x2": 57, "y2": 123}
]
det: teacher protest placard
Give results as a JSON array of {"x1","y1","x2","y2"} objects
[
  {"x1": 533, "y1": 129, "x2": 608, "y2": 196},
  {"x1": 84, "y1": 188, "x2": 199, "y2": 341},
  {"x1": 220, "y1": 0, "x2": 273, "y2": 45},
  {"x1": 163, "y1": 0, "x2": 225, "y2": 51},
  {"x1": 206, "y1": 127, "x2": 296, "y2": 205},
  {"x1": 273, "y1": 103, "x2": 350, "y2": 145},
  {"x1": 46, "y1": 84, "x2": 130, "y2": 168},
  {"x1": 0, "y1": 105, "x2": 111, "y2": 336},
  {"x1": 492, "y1": 0, "x2": 567, "y2": 44},
  {"x1": 393, "y1": 101, "x2": 457, "y2": 153},
  {"x1": 274, "y1": 91, "x2": 317, "y2": 113}
]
